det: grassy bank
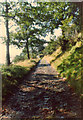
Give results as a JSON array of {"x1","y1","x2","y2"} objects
[
  {"x1": 44, "y1": 41, "x2": 82, "y2": 97},
  {"x1": 1, "y1": 58, "x2": 40, "y2": 102}
]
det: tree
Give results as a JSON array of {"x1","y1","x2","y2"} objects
[
  {"x1": 0, "y1": 1, "x2": 18, "y2": 65},
  {"x1": 36, "y1": 2, "x2": 81, "y2": 51},
  {"x1": 0, "y1": 1, "x2": 11, "y2": 65},
  {"x1": 53, "y1": 2, "x2": 81, "y2": 51},
  {"x1": 10, "y1": 2, "x2": 47, "y2": 59},
  {"x1": 1, "y1": 1, "x2": 81, "y2": 63},
  {"x1": 5, "y1": 1, "x2": 10, "y2": 65}
]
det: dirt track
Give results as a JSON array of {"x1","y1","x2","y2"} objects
[{"x1": 1, "y1": 58, "x2": 82, "y2": 119}]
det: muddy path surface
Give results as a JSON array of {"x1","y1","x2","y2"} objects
[{"x1": 1, "y1": 58, "x2": 82, "y2": 119}]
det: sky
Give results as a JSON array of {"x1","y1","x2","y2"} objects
[
  {"x1": 0, "y1": 18, "x2": 22, "y2": 64},
  {"x1": 0, "y1": 1, "x2": 62, "y2": 64},
  {"x1": 0, "y1": 0, "x2": 35, "y2": 2}
]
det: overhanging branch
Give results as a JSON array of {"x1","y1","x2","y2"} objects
[{"x1": 0, "y1": 14, "x2": 18, "y2": 22}]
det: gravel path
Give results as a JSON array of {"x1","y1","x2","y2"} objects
[{"x1": 1, "y1": 58, "x2": 82, "y2": 119}]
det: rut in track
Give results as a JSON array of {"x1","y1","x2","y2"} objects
[{"x1": 1, "y1": 58, "x2": 81, "y2": 119}]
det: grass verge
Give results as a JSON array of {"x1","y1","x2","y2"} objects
[{"x1": 1, "y1": 58, "x2": 40, "y2": 103}]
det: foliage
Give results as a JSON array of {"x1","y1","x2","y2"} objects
[
  {"x1": 34, "y1": 2, "x2": 81, "y2": 52},
  {"x1": 44, "y1": 41, "x2": 82, "y2": 96},
  {"x1": 52, "y1": 2, "x2": 80, "y2": 51},
  {"x1": 0, "y1": 2, "x2": 18, "y2": 65},
  {"x1": 43, "y1": 39, "x2": 59, "y2": 55},
  {"x1": 1, "y1": 2, "x2": 81, "y2": 62},
  {"x1": 0, "y1": 1, "x2": 82, "y2": 100},
  {"x1": 2, "y1": 65, "x2": 27, "y2": 102},
  {"x1": 12, "y1": 54, "x2": 27, "y2": 63},
  {"x1": 9, "y1": 2, "x2": 48, "y2": 59}
]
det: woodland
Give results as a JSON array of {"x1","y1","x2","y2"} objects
[{"x1": 0, "y1": 1, "x2": 83, "y2": 119}]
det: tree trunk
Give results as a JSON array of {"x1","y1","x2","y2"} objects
[
  {"x1": 6, "y1": 1, "x2": 10, "y2": 65},
  {"x1": 26, "y1": 39, "x2": 30, "y2": 59},
  {"x1": 61, "y1": 29, "x2": 68, "y2": 51}
]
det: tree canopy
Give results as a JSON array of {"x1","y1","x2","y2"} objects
[{"x1": 0, "y1": 1, "x2": 82, "y2": 64}]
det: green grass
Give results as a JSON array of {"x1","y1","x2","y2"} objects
[{"x1": 1, "y1": 58, "x2": 40, "y2": 102}]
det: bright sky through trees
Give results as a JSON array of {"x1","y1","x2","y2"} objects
[
  {"x1": 0, "y1": 1, "x2": 62, "y2": 64},
  {"x1": 0, "y1": 17, "x2": 23, "y2": 64},
  {"x1": 0, "y1": 20, "x2": 61, "y2": 64}
]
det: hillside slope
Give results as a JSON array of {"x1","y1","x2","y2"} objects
[{"x1": 44, "y1": 41, "x2": 82, "y2": 97}]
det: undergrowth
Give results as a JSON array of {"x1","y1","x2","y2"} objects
[
  {"x1": 57, "y1": 45, "x2": 83, "y2": 96},
  {"x1": 44, "y1": 41, "x2": 82, "y2": 97},
  {"x1": 1, "y1": 58, "x2": 40, "y2": 102}
]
